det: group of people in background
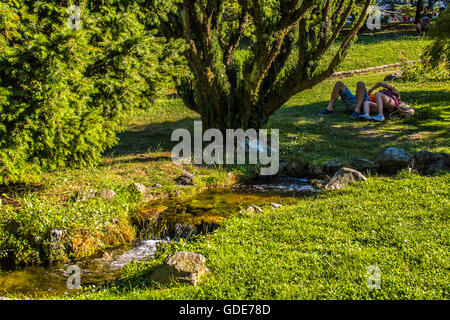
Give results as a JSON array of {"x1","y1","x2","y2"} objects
[{"x1": 416, "y1": 6, "x2": 446, "y2": 34}]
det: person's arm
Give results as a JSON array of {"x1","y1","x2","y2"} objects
[
  {"x1": 368, "y1": 82, "x2": 384, "y2": 94},
  {"x1": 368, "y1": 82, "x2": 401, "y2": 99}
]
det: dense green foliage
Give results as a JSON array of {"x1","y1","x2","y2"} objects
[
  {"x1": 401, "y1": 10, "x2": 450, "y2": 82},
  {"x1": 155, "y1": 0, "x2": 374, "y2": 130},
  {"x1": 0, "y1": 0, "x2": 176, "y2": 183},
  {"x1": 425, "y1": 9, "x2": 450, "y2": 68}
]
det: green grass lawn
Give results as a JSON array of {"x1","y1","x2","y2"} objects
[
  {"x1": 336, "y1": 35, "x2": 429, "y2": 71},
  {"x1": 1, "y1": 33, "x2": 448, "y2": 300},
  {"x1": 274, "y1": 72, "x2": 450, "y2": 166},
  {"x1": 59, "y1": 171, "x2": 449, "y2": 300}
]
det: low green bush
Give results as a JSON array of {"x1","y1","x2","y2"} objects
[{"x1": 0, "y1": 1, "x2": 179, "y2": 184}]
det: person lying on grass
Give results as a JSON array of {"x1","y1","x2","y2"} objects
[
  {"x1": 318, "y1": 80, "x2": 371, "y2": 119},
  {"x1": 358, "y1": 82, "x2": 401, "y2": 122},
  {"x1": 319, "y1": 80, "x2": 402, "y2": 122}
]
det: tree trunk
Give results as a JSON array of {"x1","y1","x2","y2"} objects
[
  {"x1": 159, "y1": 0, "x2": 373, "y2": 131},
  {"x1": 415, "y1": 0, "x2": 425, "y2": 24}
]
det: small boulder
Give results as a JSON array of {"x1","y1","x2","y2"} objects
[
  {"x1": 323, "y1": 159, "x2": 343, "y2": 174},
  {"x1": 174, "y1": 172, "x2": 194, "y2": 185},
  {"x1": 149, "y1": 252, "x2": 210, "y2": 286},
  {"x1": 44, "y1": 229, "x2": 69, "y2": 264},
  {"x1": 376, "y1": 148, "x2": 412, "y2": 174},
  {"x1": 76, "y1": 189, "x2": 97, "y2": 201},
  {"x1": 129, "y1": 182, "x2": 149, "y2": 195},
  {"x1": 270, "y1": 203, "x2": 282, "y2": 209},
  {"x1": 351, "y1": 158, "x2": 379, "y2": 173},
  {"x1": 247, "y1": 205, "x2": 264, "y2": 214},
  {"x1": 96, "y1": 189, "x2": 116, "y2": 201},
  {"x1": 413, "y1": 151, "x2": 447, "y2": 175},
  {"x1": 325, "y1": 168, "x2": 367, "y2": 190},
  {"x1": 3, "y1": 218, "x2": 22, "y2": 235},
  {"x1": 48, "y1": 228, "x2": 67, "y2": 242}
]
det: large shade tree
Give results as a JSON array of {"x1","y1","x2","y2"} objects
[{"x1": 154, "y1": 0, "x2": 374, "y2": 130}]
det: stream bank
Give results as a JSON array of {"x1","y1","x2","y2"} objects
[{"x1": 0, "y1": 176, "x2": 318, "y2": 297}]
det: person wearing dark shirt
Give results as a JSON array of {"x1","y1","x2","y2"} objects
[{"x1": 416, "y1": 7, "x2": 433, "y2": 34}]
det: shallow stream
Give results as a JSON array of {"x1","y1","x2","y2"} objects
[{"x1": 0, "y1": 177, "x2": 317, "y2": 297}]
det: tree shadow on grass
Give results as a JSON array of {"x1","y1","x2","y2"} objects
[
  {"x1": 104, "y1": 89, "x2": 448, "y2": 165},
  {"x1": 270, "y1": 89, "x2": 449, "y2": 162},
  {"x1": 105, "y1": 117, "x2": 198, "y2": 157}
]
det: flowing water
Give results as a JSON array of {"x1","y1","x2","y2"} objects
[{"x1": 0, "y1": 177, "x2": 318, "y2": 297}]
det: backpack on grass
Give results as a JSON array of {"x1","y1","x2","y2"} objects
[{"x1": 389, "y1": 101, "x2": 415, "y2": 119}]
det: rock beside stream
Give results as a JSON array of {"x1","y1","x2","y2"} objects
[
  {"x1": 175, "y1": 172, "x2": 194, "y2": 185},
  {"x1": 3, "y1": 218, "x2": 22, "y2": 235},
  {"x1": 350, "y1": 158, "x2": 379, "y2": 173},
  {"x1": 376, "y1": 147, "x2": 412, "y2": 174},
  {"x1": 247, "y1": 205, "x2": 264, "y2": 213},
  {"x1": 270, "y1": 203, "x2": 282, "y2": 209},
  {"x1": 323, "y1": 159, "x2": 343, "y2": 174},
  {"x1": 149, "y1": 251, "x2": 210, "y2": 286},
  {"x1": 413, "y1": 151, "x2": 450, "y2": 175},
  {"x1": 325, "y1": 168, "x2": 367, "y2": 190},
  {"x1": 96, "y1": 189, "x2": 116, "y2": 201},
  {"x1": 76, "y1": 189, "x2": 116, "y2": 201}
]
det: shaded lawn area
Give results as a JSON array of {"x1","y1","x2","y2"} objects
[
  {"x1": 63, "y1": 172, "x2": 449, "y2": 300},
  {"x1": 272, "y1": 72, "x2": 450, "y2": 166},
  {"x1": 111, "y1": 72, "x2": 449, "y2": 168}
]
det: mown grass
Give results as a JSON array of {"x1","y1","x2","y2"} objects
[
  {"x1": 0, "y1": 33, "x2": 448, "y2": 299},
  {"x1": 57, "y1": 171, "x2": 449, "y2": 300},
  {"x1": 275, "y1": 72, "x2": 450, "y2": 167},
  {"x1": 336, "y1": 35, "x2": 429, "y2": 71}
]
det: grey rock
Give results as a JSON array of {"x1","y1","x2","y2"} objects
[
  {"x1": 323, "y1": 159, "x2": 343, "y2": 174},
  {"x1": 441, "y1": 153, "x2": 450, "y2": 168},
  {"x1": 413, "y1": 150, "x2": 447, "y2": 174},
  {"x1": 151, "y1": 184, "x2": 163, "y2": 189},
  {"x1": 48, "y1": 229, "x2": 67, "y2": 242},
  {"x1": 247, "y1": 205, "x2": 264, "y2": 214},
  {"x1": 76, "y1": 189, "x2": 97, "y2": 201},
  {"x1": 3, "y1": 218, "x2": 22, "y2": 235},
  {"x1": 270, "y1": 203, "x2": 282, "y2": 209},
  {"x1": 351, "y1": 158, "x2": 379, "y2": 172},
  {"x1": 414, "y1": 150, "x2": 444, "y2": 164},
  {"x1": 149, "y1": 251, "x2": 210, "y2": 286},
  {"x1": 45, "y1": 229, "x2": 69, "y2": 264},
  {"x1": 129, "y1": 182, "x2": 149, "y2": 195},
  {"x1": 325, "y1": 168, "x2": 367, "y2": 190},
  {"x1": 384, "y1": 71, "x2": 402, "y2": 82},
  {"x1": 376, "y1": 148, "x2": 412, "y2": 173},
  {"x1": 174, "y1": 172, "x2": 194, "y2": 185},
  {"x1": 96, "y1": 189, "x2": 116, "y2": 200},
  {"x1": 427, "y1": 159, "x2": 445, "y2": 174}
]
